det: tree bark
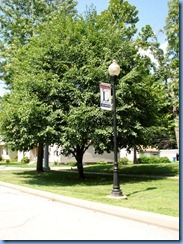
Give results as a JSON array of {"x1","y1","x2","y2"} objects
[
  {"x1": 36, "y1": 143, "x2": 44, "y2": 172},
  {"x1": 75, "y1": 146, "x2": 85, "y2": 180},
  {"x1": 133, "y1": 146, "x2": 138, "y2": 164},
  {"x1": 174, "y1": 115, "x2": 179, "y2": 149}
]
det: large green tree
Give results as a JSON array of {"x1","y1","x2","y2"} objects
[{"x1": 0, "y1": 0, "x2": 167, "y2": 177}]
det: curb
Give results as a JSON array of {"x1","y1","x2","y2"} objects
[{"x1": 0, "y1": 181, "x2": 179, "y2": 231}]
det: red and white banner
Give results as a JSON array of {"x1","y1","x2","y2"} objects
[{"x1": 100, "y1": 82, "x2": 112, "y2": 111}]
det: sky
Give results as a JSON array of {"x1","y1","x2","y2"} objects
[{"x1": 0, "y1": 0, "x2": 180, "y2": 97}]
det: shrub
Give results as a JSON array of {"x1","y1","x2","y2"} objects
[
  {"x1": 5, "y1": 159, "x2": 10, "y2": 164},
  {"x1": 0, "y1": 155, "x2": 2, "y2": 161},
  {"x1": 21, "y1": 156, "x2": 30, "y2": 164},
  {"x1": 159, "y1": 157, "x2": 171, "y2": 164},
  {"x1": 138, "y1": 155, "x2": 170, "y2": 164},
  {"x1": 138, "y1": 156, "x2": 149, "y2": 164},
  {"x1": 118, "y1": 157, "x2": 129, "y2": 165},
  {"x1": 97, "y1": 160, "x2": 108, "y2": 165},
  {"x1": 147, "y1": 157, "x2": 159, "y2": 164},
  {"x1": 67, "y1": 162, "x2": 77, "y2": 167}
]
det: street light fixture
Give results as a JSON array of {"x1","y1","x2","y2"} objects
[{"x1": 108, "y1": 60, "x2": 124, "y2": 198}]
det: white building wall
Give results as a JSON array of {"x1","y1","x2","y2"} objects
[
  {"x1": 18, "y1": 151, "x2": 30, "y2": 162},
  {"x1": 49, "y1": 145, "x2": 114, "y2": 164},
  {"x1": 159, "y1": 149, "x2": 179, "y2": 162},
  {"x1": 0, "y1": 145, "x2": 17, "y2": 160},
  {"x1": 83, "y1": 146, "x2": 114, "y2": 163},
  {"x1": 120, "y1": 148, "x2": 140, "y2": 161},
  {"x1": 18, "y1": 149, "x2": 37, "y2": 163},
  {"x1": 17, "y1": 145, "x2": 179, "y2": 164}
]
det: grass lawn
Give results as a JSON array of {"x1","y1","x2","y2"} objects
[
  {"x1": 0, "y1": 162, "x2": 37, "y2": 168},
  {"x1": 83, "y1": 162, "x2": 179, "y2": 176},
  {"x1": 0, "y1": 165, "x2": 179, "y2": 217}
]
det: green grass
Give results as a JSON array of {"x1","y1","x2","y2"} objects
[
  {"x1": 84, "y1": 162, "x2": 179, "y2": 176},
  {"x1": 0, "y1": 167, "x2": 179, "y2": 217},
  {"x1": 0, "y1": 161, "x2": 179, "y2": 176},
  {"x1": 0, "y1": 161, "x2": 36, "y2": 168}
]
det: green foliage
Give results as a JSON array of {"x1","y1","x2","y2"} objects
[
  {"x1": 118, "y1": 157, "x2": 129, "y2": 165},
  {"x1": 163, "y1": 0, "x2": 179, "y2": 148},
  {"x1": 97, "y1": 160, "x2": 108, "y2": 165},
  {"x1": 0, "y1": 0, "x2": 77, "y2": 84},
  {"x1": 165, "y1": 0, "x2": 179, "y2": 113},
  {"x1": 138, "y1": 156, "x2": 171, "y2": 164},
  {"x1": 5, "y1": 159, "x2": 10, "y2": 164},
  {"x1": 0, "y1": 155, "x2": 2, "y2": 161},
  {"x1": 117, "y1": 68, "x2": 166, "y2": 151},
  {"x1": 165, "y1": 0, "x2": 179, "y2": 56},
  {"x1": 0, "y1": 0, "x2": 171, "y2": 178},
  {"x1": 0, "y1": 0, "x2": 77, "y2": 45},
  {"x1": 159, "y1": 157, "x2": 171, "y2": 164},
  {"x1": 67, "y1": 162, "x2": 77, "y2": 167},
  {"x1": 20, "y1": 157, "x2": 30, "y2": 164}
]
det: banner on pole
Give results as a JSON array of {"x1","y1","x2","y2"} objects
[{"x1": 100, "y1": 82, "x2": 112, "y2": 110}]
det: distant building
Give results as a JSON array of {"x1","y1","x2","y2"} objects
[
  {"x1": 18, "y1": 145, "x2": 114, "y2": 164},
  {"x1": 18, "y1": 147, "x2": 38, "y2": 163},
  {"x1": 120, "y1": 147, "x2": 179, "y2": 162},
  {"x1": 0, "y1": 139, "x2": 17, "y2": 160},
  {"x1": 0, "y1": 135, "x2": 179, "y2": 164}
]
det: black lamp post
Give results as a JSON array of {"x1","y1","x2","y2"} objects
[{"x1": 108, "y1": 60, "x2": 124, "y2": 197}]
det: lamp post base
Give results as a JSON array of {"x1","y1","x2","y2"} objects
[
  {"x1": 107, "y1": 193, "x2": 127, "y2": 199},
  {"x1": 108, "y1": 188, "x2": 127, "y2": 199},
  {"x1": 111, "y1": 189, "x2": 123, "y2": 196}
]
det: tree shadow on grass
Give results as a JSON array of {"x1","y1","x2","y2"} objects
[
  {"x1": 13, "y1": 170, "x2": 165, "y2": 188},
  {"x1": 126, "y1": 187, "x2": 158, "y2": 197}
]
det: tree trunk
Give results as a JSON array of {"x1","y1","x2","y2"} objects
[
  {"x1": 175, "y1": 127, "x2": 179, "y2": 149},
  {"x1": 174, "y1": 115, "x2": 179, "y2": 149},
  {"x1": 36, "y1": 143, "x2": 44, "y2": 172},
  {"x1": 75, "y1": 148, "x2": 85, "y2": 180},
  {"x1": 133, "y1": 146, "x2": 138, "y2": 164}
]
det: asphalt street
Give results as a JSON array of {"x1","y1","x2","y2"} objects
[{"x1": 0, "y1": 185, "x2": 179, "y2": 241}]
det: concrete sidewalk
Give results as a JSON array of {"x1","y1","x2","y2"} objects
[{"x1": 0, "y1": 181, "x2": 179, "y2": 232}]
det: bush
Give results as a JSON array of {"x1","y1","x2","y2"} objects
[
  {"x1": 138, "y1": 155, "x2": 170, "y2": 164},
  {"x1": 97, "y1": 160, "x2": 108, "y2": 165},
  {"x1": 21, "y1": 157, "x2": 30, "y2": 164},
  {"x1": 118, "y1": 157, "x2": 129, "y2": 165},
  {"x1": 67, "y1": 162, "x2": 77, "y2": 167},
  {"x1": 0, "y1": 155, "x2": 2, "y2": 161},
  {"x1": 159, "y1": 157, "x2": 171, "y2": 164},
  {"x1": 5, "y1": 159, "x2": 10, "y2": 163}
]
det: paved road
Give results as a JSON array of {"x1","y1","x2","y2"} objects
[{"x1": 0, "y1": 185, "x2": 179, "y2": 241}]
